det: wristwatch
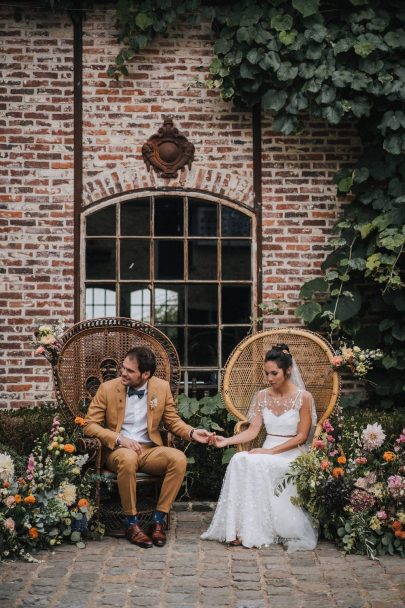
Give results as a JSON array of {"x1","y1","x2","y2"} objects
[{"x1": 189, "y1": 429, "x2": 196, "y2": 440}]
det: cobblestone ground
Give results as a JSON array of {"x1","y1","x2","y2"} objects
[{"x1": 1, "y1": 511, "x2": 404, "y2": 608}]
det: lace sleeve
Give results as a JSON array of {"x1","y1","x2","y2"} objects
[{"x1": 247, "y1": 390, "x2": 265, "y2": 422}]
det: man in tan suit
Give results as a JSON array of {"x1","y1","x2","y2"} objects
[{"x1": 84, "y1": 346, "x2": 212, "y2": 548}]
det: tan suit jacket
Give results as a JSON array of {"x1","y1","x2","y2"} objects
[{"x1": 84, "y1": 376, "x2": 192, "y2": 461}]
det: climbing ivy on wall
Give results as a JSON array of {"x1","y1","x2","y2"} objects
[{"x1": 43, "y1": 1, "x2": 405, "y2": 407}]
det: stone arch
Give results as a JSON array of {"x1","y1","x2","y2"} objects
[{"x1": 82, "y1": 162, "x2": 254, "y2": 209}]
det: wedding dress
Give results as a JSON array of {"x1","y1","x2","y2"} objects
[{"x1": 201, "y1": 388, "x2": 318, "y2": 551}]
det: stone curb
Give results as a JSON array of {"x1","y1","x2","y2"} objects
[{"x1": 172, "y1": 500, "x2": 217, "y2": 511}]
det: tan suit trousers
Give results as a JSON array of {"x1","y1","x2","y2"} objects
[{"x1": 105, "y1": 444, "x2": 187, "y2": 515}]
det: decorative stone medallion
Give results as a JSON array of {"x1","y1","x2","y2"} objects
[{"x1": 142, "y1": 116, "x2": 195, "y2": 178}]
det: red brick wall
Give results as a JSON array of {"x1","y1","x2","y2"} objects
[{"x1": 0, "y1": 6, "x2": 360, "y2": 408}]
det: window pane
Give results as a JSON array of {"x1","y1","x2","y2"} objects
[
  {"x1": 189, "y1": 199, "x2": 217, "y2": 236},
  {"x1": 155, "y1": 197, "x2": 183, "y2": 236},
  {"x1": 85, "y1": 284, "x2": 116, "y2": 318},
  {"x1": 154, "y1": 241, "x2": 184, "y2": 279},
  {"x1": 222, "y1": 327, "x2": 250, "y2": 366},
  {"x1": 222, "y1": 285, "x2": 251, "y2": 323},
  {"x1": 222, "y1": 206, "x2": 251, "y2": 236},
  {"x1": 121, "y1": 199, "x2": 150, "y2": 236},
  {"x1": 222, "y1": 240, "x2": 251, "y2": 280},
  {"x1": 188, "y1": 240, "x2": 217, "y2": 280},
  {"x1": 188, "y1": 284, "x2": 218, "y2": 324},
  {"x1": 86, "y1": 206, "x2": 116, "y2": 236},
  {"x1": 120, "y1": 240, "x2": 150, "y2": 280},
  {"x1": 186, "y1": 370, "x2": 219, "y2": 398},
  {"x1": 120, "y1": 284, "x2": 151, "y2": 321},
  {"x1": 86, "y1": 239, "x2": 116, "y2": 280},
  {"x1": 155, "y1": 286, "x2": 185, "y2": 324},
  {"x1": 188, "y1": 328, "x2": 218, "y2": 366},
  {"x1": 156, "y1": 326, "x2": 185, "y2": 365}
]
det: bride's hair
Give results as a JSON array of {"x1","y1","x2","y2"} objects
[{"x1": 264, "y1": 343, "x2": 293, "y2": 372}]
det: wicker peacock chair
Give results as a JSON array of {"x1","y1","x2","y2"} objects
[
  {"x1": 222, "y1": 328, "x2": 340, "y2": 451},
  {"x1": 49, "y1": 317, "x2": 181, "y2": 534}
]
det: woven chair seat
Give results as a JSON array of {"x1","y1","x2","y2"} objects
[{"x1": 222, "y1": 328, "x2": 340, "y2": 451}]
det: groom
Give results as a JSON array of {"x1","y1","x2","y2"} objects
[{"x1": 84, "y1": 345, "x2": 213, "y2": 548}]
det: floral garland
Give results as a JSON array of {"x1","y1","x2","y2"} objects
[
  {"x1": 32, "y1": 321, "x2": 65, "y2": 365},
  {"x1": 331, "y1": 343, "x2": 383, "y2": 379},
  {"x1": 0, "y1": 417, "x2": 103, "y2": 561},
  {"x1": 286, "y1": 414, "x2": 405, "y2": 558}
]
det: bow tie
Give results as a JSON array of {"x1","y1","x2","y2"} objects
[{"x1": 127, "y1": 387, "x2": 145, "y2": 399}]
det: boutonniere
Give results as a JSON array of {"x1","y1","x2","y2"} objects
[{"x1": 150, "y1": 395, "x2": 158, "y2": 410}]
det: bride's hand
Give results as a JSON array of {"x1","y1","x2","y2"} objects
[
  {"x1": 213, "y1": 435, "x2": 228, "y2": 449},
  {"x1": 248, "y1": 448, "x2": 273, "y2": 455}
]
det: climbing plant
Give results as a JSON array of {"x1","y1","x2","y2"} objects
[{"x1": 42, "y1": 1, "x2": 405, "y2": 407}]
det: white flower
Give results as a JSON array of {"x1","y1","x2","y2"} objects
[
  {"x1": 361, "y1": 423, "x2": 386, "y2": 451},
  {"x1": 0, "y1": 453, "x2": 15, "y2": 482},
  {"x1": 150, "y1": 395, "x2": 158, "y2": 410},
  {"x1": 58, "y1": 482, "x2": 77, "y2": 506}
]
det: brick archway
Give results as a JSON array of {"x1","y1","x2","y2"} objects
[{"x1": 83, "y1": 163, "x2": 254, "y2": 209}]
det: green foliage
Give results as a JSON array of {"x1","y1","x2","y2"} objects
[
  {"x1": 174, "y1": 393, "x2": 236, "y2": 500},
  {"x1": 0, "y1": 405, "x2": 58, "y2": 462}
]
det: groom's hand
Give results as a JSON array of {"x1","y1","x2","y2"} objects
[{"x1": 191, "y1": 429, "x2": 215, "y2": 444}]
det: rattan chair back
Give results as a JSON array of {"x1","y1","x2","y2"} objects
[
  {"x1": 52, "y1": 318, "x2": 181, "y2": 422},
  {"x1": 222, "y1": 328, "x2": 340, "y2": 447}
]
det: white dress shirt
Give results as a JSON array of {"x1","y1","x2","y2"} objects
[{"x1": 120, "y1": 382, "x2": 152, "y2": 444}]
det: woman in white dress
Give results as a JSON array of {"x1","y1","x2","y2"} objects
[{"x1": 201, "y1": 344, "x2": 318, "y2": 551}]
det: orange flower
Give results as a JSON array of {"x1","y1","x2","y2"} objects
[
  {"x1": 320, "y1": 459, "x2": 330, "y2": 470},
  {"x1": 332, "y1": 467, "x2": 344, "y2": 478},
  {"x1": 337, "y1": 456, "x2": 346, "y2": 465},
  {"x1": 64, "y1": 444, "x2": 76, "y2": 454},
  {"x1": 383, "y1": 451, "x2": 396, "y2": 462},
  {"x1": 77, "y1": 498, "x2": 89, "y2": 508},
  {"x1": 23, "y1": 495, "x2": 36, "y2": 504},
  {"x1": 14, "y1": 494, "x2": 22, "y2": 503},
  {"x1": 74, "y1": 416, "x2": 85, "y2": 426},
  {"x1": 28, "y1": 527, "x2": 39, "y2": 539},
  {"x1": 392, "y1": 520, "x2": 402, "y2": 531},
  {"x1": 394, "y1": 530, "x2": 405, "y2": 539}
]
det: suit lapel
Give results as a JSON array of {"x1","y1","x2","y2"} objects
[{"x1": 116, "y1": 381, "x2": 127, "y2": 432}]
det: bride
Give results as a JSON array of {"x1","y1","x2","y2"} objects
[{"x1": 201, "y1": 344, "x2": 318, "y2": 551}]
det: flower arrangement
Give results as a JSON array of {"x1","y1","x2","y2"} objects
[
  {"x1": 287, "y1": 413, "x2": 405, "y2": 558},
  {"x1": 0, "y1": 417, "x2": 103, "y2": 561},
  {"x1": 331, "y1": 343, "x2": 383, "y2": 379},
  {"x1": 32, "y1": 321, "x2": 65, "y2": 364}
]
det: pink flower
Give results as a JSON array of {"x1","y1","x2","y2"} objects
[
  {"x1": 5, "y1": 518, "x2": 15, "y2": 532},
  {"x1": 326, "y1": 435, "x2": 335, "y2": 443},
  {"x1": 387, "y1": 475, "x2": 405, "y2": 498},
  {"x1": 329, "y1": 450, "x2": 339, "y2": 457},
  {"x1": 361, "y1": 423, "x2": 386, "y2": 451},
  {"x1": 5, "y1": 496, "x2": 15, "y2": 507},
  {"x1": 322, "y1": 419, "x2": 334, "y2": 433},
  {"x1": 376, "y1": 510, "x2": 387, "y2": 520},
  {"x1": 35, "y1": 346, "x2": 45, "y2": 356},
  {"x1": 314, "y1": 440, "x2": 325, "y2": 450},
  {"x1": 332, "y1": 355, "x2": 344, "y2": 367},
  {"x1": 355, "y1": 457, "x2": 367, "y2": 465}
]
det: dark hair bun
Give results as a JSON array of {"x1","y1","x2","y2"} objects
[{"x1": 273, "y1": 343, "x2": 290, "y2": 353}]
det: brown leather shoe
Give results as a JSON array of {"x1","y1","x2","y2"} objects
[
  {"x1": 126, "y1": 523, "x2": 153, "y2": 548},
  {"x1": 149, "y1": 522, "x2": 167, "y2": 547}
]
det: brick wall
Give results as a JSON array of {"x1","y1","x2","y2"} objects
[{"x1": 0, "y1": 6, "x2": 360, "y2": 408}]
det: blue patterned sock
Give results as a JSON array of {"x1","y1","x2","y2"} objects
[
  {"x1": 153, "y1": 511, "x2": 167, "y2": 524},
  {"x1": 123, "y1": 515, "x2": 139, "y2": 528}
]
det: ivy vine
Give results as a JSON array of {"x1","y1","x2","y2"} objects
[{"x1": 42, "y1": 0, "x2": 405, "y2": 407}]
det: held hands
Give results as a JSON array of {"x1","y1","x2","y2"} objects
[
  {"x1": 207, "y1": 434, "x2": 228, "y2": 449},
  {"x1": 191, "y1": 429, "x2": 216, "y2": 444}
]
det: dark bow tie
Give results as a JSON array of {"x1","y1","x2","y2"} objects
[{"x1": 127, "y1": 387, "x2": 145, "y2": 399}]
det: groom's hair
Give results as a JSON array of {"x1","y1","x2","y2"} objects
[
  {"x1": 125, "y1": 346, "x2": 157, "y2": 376},
  {"x1": 264, "y1": 343, "x2": 292, "y2": 372}
]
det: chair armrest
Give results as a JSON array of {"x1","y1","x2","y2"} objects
[
  {"x1": 76, "y1": 437, "x2": 102, "y2": 473},
  {"x1": 234, "y1": 420, "x2": 253, "y2": 452}
]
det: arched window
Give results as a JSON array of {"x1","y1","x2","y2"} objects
[{"x1": 83, "y1": 195, "x2": 255, "y2": 396}]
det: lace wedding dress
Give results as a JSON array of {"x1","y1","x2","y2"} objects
[{"x1": 201, "y1": 388, "x2": 318, "y2": 551}]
